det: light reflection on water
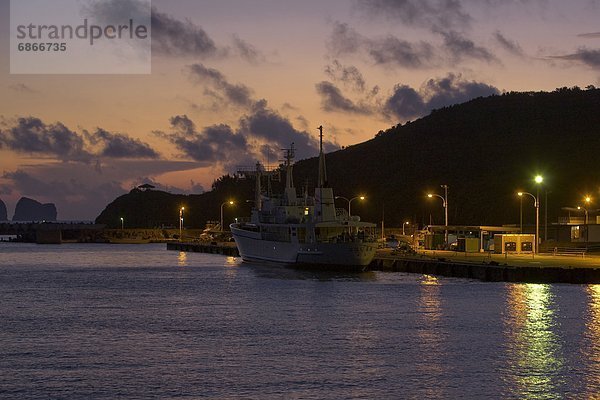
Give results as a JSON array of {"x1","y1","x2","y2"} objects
[
  {"x1": 1, "y1": 243, "x2": 600, "y2": 399},
  {"x1": 415, "y1": 274, "x2": 445, "y2": 399},
  {"x1": 177, "y1": 251, "x2": 187, "y2": 267},
  {"x1": 585, "y1": 285, "x2": 600, "y2": 397}
]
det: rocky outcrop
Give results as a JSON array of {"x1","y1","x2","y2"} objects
[
  {"x1": 12, "y1": 197, "x2": 57, "y2": 221},
  {"x1": 0, "y1": 198, "x2": 7, "y2": 221}
]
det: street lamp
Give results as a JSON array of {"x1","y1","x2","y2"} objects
[
  {"x1": 220, "y1": 201, "x2": 234, "y2": 232},
  {"x1": 535, "y1": 175, "x2": 544, "y2": 242},
  {"x1": 335, "y1": 195, "x2": 365, "y2": 217},
  {"x1": 179, "y1": 207, "x2": 184, "y2": 241},
  {"x1": 519, "y1": 195, "x2": 523, "y2": 233},
  {"x1": 518, "y1": 191, "x2": 538, "y2": 253},
  {"x1": 120, "y1": 217, "x2": 124, "y2": 230},
  {"x1": 577, "y1": 206, "x2": 589, "y2": 225},
  {"x1": 427, "y1": 184, "x2": 449, "y2": 245},
  {"x1": 402, "y1": 221, "x2": 410, "y2": 235}
]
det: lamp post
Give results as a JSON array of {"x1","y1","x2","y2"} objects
[
  {"x1": 519, "y1": 196, "x2": 523, "y2": 233},
  {"x1": 179, "y1": 207, "x2": 184, "y2": 241},
  {"x1": 335, "y1": 195, "x2": 365, "y2": 217},
  {"x1": 577, "y1": 206, "x2": 589, "y2": 225},
  {"x1": 120, "y1": 217, "x2": 124, "y2": 230},
  {"x1": 535, "y1": 175, "x2": 543, "y2": 244},
  {"x1": 428, "y1": 184, "x2": 449, "y2": 245},
  {"x1": 220, "y1": 201, "x2": 234, "y2": 232},
  {"x1": 585, "y1": 196, "x2": 592, "y2": 224},
  {"x1": 518, "y1": 192, "x2": 538, "y2": 253},
  {"x1": 403, "y1": 221, "x2": 409, "y2": 236}
]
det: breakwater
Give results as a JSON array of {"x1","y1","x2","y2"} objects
[
  {"x1": 167, "y1": 242, "x2": 600, "y2": 284},
  {"x1": 369, "y1": 255, "x2": 600, "y2": 284}
]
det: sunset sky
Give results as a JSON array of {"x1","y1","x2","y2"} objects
[{"x1": 1, "y1": 0, "x2": 599, "y2": 220}]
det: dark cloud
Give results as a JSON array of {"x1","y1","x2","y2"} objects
[
  {"x1": 385, "y1": 73, "x2": 500, "y2": 120},
  {"x1": 328, "y1": 21, "x2": 496, "y2": 68},
  {"x1": 549, "y1": 48, "x2": 600, "y2": 67},
  {"x1": 239, "y1": 106, "x2": 332, "y2": 158},
  {"x1": 85, "y1": 128, "x2": 160, "y2": 159},
  {"x1": 0, "y1": 117, "x2": 92, "y2": 162},
  {"x1": 159, "y1": 107, "x2": 333, "y2": 173},
  {"x1": 0, "y1": 116, "x2": 159, "y2": 161},
  {"x1": 232, "y1": 34, "x2": 266, "y2": 64},
  {"x1": 85, "y1": 0, "x2": 265, "y2": 62},
  {"x1": 357, "y1": 0, "x2": 472, "y2": 31},
  {"x1": 171, "y1": 64, "x2": 336, "y2": 170},
  {"x1": 385, "y1": 85, "x2": 427, "y2": 120},
  {"x1": 4, "y1": 169, "x2": 85, "y2": 198},
  {"x1": 2, "y1": 169, "x2": 126, "y2": 220},
  {"x1": 187, "y1": 63, "x2": 258, "y2": 109},
  {"x1": 328, "y1": 22, "x2": 364, "y2": 56},
  {"x1": 151, "y1": 9, "x2": 219, "y2": 57},
  {"x1": 158, "y1": 115, "x2": 252, "y2": 170},
  {"x1": 328, "y1": 22, "x2": 437, "y2": 68},
  {"x1": 1, "y1": 159, "x2": 201, "y2": 220},
  {"x1": 369, "y1": 35, "x2": 436, "y2": 68},
  {"x1": 325, "y1": 60, "x2": 366, "y2": 92},
  {"x1": 83, "y1": 0, "x2": 150, "y2": 23},
  {"x1": 440, "y1": 30, "x2": 498, "y2": 63},
  {"x1": 86, "y1": 0, "x2": 217, "y2": 57},
  {"x1": 578, "y1": 32, "x2": 600, "y2": 39},
  {"x1": 494, "y1": 31, "x2": 524, "y2": 56},
  {"x1": 315, "y1": 81, "x2": 372, "y2": 115}
]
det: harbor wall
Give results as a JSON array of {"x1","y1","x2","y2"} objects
[{"x1": 368, "y1": 257, "x2": 600, "y2": 284}]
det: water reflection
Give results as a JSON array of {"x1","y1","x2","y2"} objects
[
  {"x1": 244, "y1": 261, "x2": 377, "y2": 281},
  {"x1": 505, "y1": 284, "x2": 563, "y2": 399},
  {"x1": 415, "y1": 274, "x2": 445, "y2": 398},
  {"x1": 584, "y1": 285, "x2": 600, "y2": 396},
  {"x1": 177, "y1": 251, "x2": 187, "y2": 267},
  {"x1": 223, "y1": 256, "x2": 240, "y2": 279}
]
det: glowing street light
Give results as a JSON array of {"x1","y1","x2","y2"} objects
[
  {"x1": 577, "y1": 206, "x2": 589, "y2": 225},
  {"x1": 220, "y1": 201, "x2": 234, "y2": 232},
  {"x1": 534, "y1": 175, "x2": 547, "y2": 241},
  {"x1": 179, "y1": 207, "x2": 185, "y2": 241},
  {"x1": 120, "y1": 217, "x2": 124, "y2": 230},
  {"x1": 428, "y1": 184, "x2": 449, "y2": 245},
  {"x1": 335, "y1": 195, "x2": 365, "y2": 217},
  {"x1": 402, "y1": 221, "x2": 410, "y2": 236},
  {"x1": 518, "y1": 191, "x2": 538, "y2": 253}
]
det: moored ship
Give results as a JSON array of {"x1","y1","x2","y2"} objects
[{"x1": 230, "y1": 126, "x2": 378, "y2": 268}]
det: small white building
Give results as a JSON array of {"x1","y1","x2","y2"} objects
[{"x1": 493, "y1": 234, "x2": 536, "y2": 254}]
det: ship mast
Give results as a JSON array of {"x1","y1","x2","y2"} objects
[
  {"x1": 236, "y1": 162, "x2": 279, "y2": 211},
  {"x1": 317, "y1": 125, "x2": 327, "y2": 188},
  {"x1": 282, "y1": 143, "x2": 297, "y2": 205},
  {"x1": 284, "y1": 143, "x2": 295, "y2": 189}
]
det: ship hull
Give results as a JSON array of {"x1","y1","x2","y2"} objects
[{"x1": 231, "y1": 225, "x2": 377, "y2": 267}]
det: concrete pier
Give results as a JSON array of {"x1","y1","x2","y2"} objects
[
  {"x1": 168, "y1": 243, "x2": 600, "y2": 283},
  {"x1": 369, "y1": 250, "x2": 600, "y2": 284}
]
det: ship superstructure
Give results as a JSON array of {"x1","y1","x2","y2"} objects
[{"x1": 230, "y1": 126, "x2": 377, "y2": 267}]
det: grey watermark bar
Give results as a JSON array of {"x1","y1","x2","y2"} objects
[{"x1": 10, "y1": 0, "x2": 151, "y2": 74}]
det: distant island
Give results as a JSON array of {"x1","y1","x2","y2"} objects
[
  {"x1": 96, "y1": 87, "x2": 600, "y2": 229},
  {"x1": 0, "y1": 198, "x2": 7, "y2": 221},
  {"x1": 10, "y1": 197, "x2": 57, "y2": 222}
]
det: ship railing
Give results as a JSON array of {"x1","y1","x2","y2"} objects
[{"x1": 335, "y1": 208, "x2": 349, "y2": 219}]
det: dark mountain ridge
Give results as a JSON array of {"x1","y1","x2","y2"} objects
[
  {"x1": 97, "y1": 87, "x2": 600, "y2": 229},
  {"x1": 292, "y1": 86, "x2": 600, "y2": 227}
]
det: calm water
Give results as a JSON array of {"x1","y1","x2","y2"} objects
[{"x1": 1, "y1": 243, "x2": 599, "y2": 399}]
